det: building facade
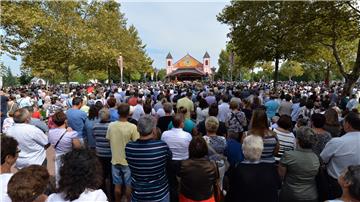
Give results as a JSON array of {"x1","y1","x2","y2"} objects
[{"x1": 165, "y1": 52, "x2": 212, "y2": 80}]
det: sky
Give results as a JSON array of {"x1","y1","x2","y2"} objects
[{"x1": 1, "y1": 1, "x2": 230, "y2": 75}]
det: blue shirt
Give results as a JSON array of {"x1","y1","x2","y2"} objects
[
  {"x1": 168, "y1": 119, "x2": 195, "y2": 134},
  {"x1": 224, "y1": 139, "x2": 244, "y2": 167},
  {"x1": 265, "y1": 100, "x2": 279, "y2": 119},
  {"x1": 125, "y1": 139, "x2": 172, "y2": 202},
  {"x1": 109, "y1": 108, "x2": 119, "y2": 122},
  {"x1": 85, "y1": 118, "x2": 99, "y2": 148},
  {"x1": 93, "y1": 122, "x2": 111, "y2": 157},
  {"x1": 66, "y1": 109, "x2": 87, "y2": 139}
]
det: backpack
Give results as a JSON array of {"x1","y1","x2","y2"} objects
[{"x1": 227, "y1": 112, "x2": 245, "y2": 133}]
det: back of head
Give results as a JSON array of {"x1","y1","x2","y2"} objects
[
  {"x1": 344, "y1": 112, "x2": 360, "y2": 131},
  {"x1": 137, "y1": 115, "x2": 155, "y2": 136},
  {"x1": 163, "y1": 102, "x2": 173, "y2": 114},
  {"x1": 222, "y1": 94, "x2": 230, "y2": 103},
  {"x1": 311, "y1": 113, "x2": 326, "y2": 128},
  {"x1": 13, "y1": 108, "x2": 30, "y2": 123},
  {"x1": 277, "y1": 115, "x2": 292, "y2": 130},
  {"x1": 205, "y1": 116, "x2": 219, "y2": 133},
  {"x1": 143, "y1": 103, "x2": 152, "y2": 114},
  {"x1": 189, "y1": 136, "x2": 208, "y2": 158},
  {"x1": 250, "y1": 109, "x2": 269, "y2": 131},
  {"x1": 58, "y1": 149, "x2": 102, "y2": 201},
  {"x1": 296, "y1": 126, "x2": 317, "y2": 149},
  {"x1": 52, "y1": 111, "x2": 67, "y2": 127},
  {"x1": 208, "y1": 103, "x2": 219, "y2": 117},
  {"x1": 72, "y1": 97, "x2": 83, "y2": 106},
  {"x1": 344, "y1": 165, "x2": 360, "y2": 201},
  {"x1": 229, "y1": 100, "x2": 239, "y2": 110},
  {"x1": 107, "y1": 97, "x2": 117, "y2": 108},
  {"x1": 324, "y1": 108, "x2": 339, "y2": 126},
  {"x1": 118, "y1": 103, "x2": 130, "y2": 118},
  {"x1": 173, "y1": 114, "x2": 184, "y2": 128},
  {"x1": 98, "y1": 108, "x2": 110, "y2": 123},
  {"x1": 242, "y1": 135, "x2": 263, "y2": 162},
  {"x1": 178, "y1": 106, "x2": 187, "y2": 115},
  {"x1": 7, "y1": 165, "x2": 49, "y2": 202},
  {"x1": 1, "y1": 135, "x2": 18, "y2": 165}
]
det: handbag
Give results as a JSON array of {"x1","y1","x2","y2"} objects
[
  {"x1": 315, "y1": 159, "x2": 331, "y2": 202},
  {"x1": 207, "y1": 142, "x2": 230, "y2": 171},
  {"x1": 212, "y1": 161, "x2": 224, "y2": 202}
]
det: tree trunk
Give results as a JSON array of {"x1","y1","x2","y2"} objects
[
  {"x1": 336, "y1": 40, "x2": 360, "y2": 97},
  {"x1": 325, "y1": 64, "x2": 331, "y2": 87},
  {"x1": 65, "y1": 66, "x2": 70, "y2": 93},
  {"x1": 274, "y1": 56, "x2": 280, "y2": 89}
]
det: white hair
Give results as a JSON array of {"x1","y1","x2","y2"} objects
[{"x1": 242, "y1": 135, "x2": 264, "y2": 162}]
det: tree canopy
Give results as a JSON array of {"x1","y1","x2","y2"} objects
[{"x1": 1, "y1": 0, "x2": 153, "y2": 85}]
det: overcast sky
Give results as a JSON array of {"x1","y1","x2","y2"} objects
[{"x1": 1, "y1": 1, "x2": 230, "y2": 75}]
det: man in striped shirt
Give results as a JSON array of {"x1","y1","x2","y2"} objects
[{"x1": 125, "y1": 115, "x2": 172, "y2": 202}]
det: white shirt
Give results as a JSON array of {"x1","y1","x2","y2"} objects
[
  {"x1": 320, "y1": 131, "x2": 360, "y2": 179},
  {"x1": 6, "y1": 123, "x2": 48, "y2": 169},
  {"x1": 161, "y1": 128, "x2": 192, "y2": 160},
  {"x1": 1, "y1": 173, "x2": 13, "y2": 202},
  {"x1": 47, "y1": 189, "x2": 108, "y2": 202},
  {"x1": 131, "y1": 104, "x2": 144, "y2": 121},
  {"x1": 217, "y1": 103, "x2": 230, "y2": 122}
]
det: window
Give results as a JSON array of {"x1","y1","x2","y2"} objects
[
  {"x1": 205, "y1": 60, "x2": 208, "y2": 66},
  {"x1": 168, "y1": 61, "x2": 171, "y2": 66}
]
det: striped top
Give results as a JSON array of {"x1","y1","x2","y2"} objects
[
  {"x1": 125, "y1": 139, "x2": 172, "y2": 202},
  {"x1": 273, "y1": 128, "x2": 296, "y2": 161},
  {"x1": 93, "y1": 122, "x2": 111, "y2": 157},
  {"x1": 261, "y1": 135, "x2": 278, "y2": 163}
]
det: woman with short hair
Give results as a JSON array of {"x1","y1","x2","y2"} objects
[
  {"x1": 48, "y1": 111, "x2": 81, "y2": 185},
  {"x1": 273, "y1": 115, "x2": 296, "y2": 161},
  {"x1": 278, "y1": 126, "x2": 320, "y2": 202},
  {"x1": 47, "y1": 149, "x2": 107, "y2": 201},
  {"x1": 323, "y1": 108, "x2": 342, "y2": 137},
  {"x1": 226, "y1": 135, "x2": 281, "y2": 202},
  {"x1": 328, "y1": 165, "x2": 360, "y2": 202},
  {"x1": 178, "y1": 136, "x2": 218, "y2": 202}
]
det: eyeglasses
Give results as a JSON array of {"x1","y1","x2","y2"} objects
[{"x1": 16, "y1": 149, "x2": 21, "y2": 153}]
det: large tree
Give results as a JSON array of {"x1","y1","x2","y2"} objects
[{"x1": 218, "y1": 1, "x2": 311, "y2": 88}]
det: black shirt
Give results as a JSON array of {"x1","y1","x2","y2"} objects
[
  {"x1": 157, "y1": 116, "x2": 173, "y2": 134},
  {"x1": 226, "y1": 162, "x2": 281, "y2": 202}
]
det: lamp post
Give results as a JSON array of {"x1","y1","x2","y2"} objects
[{"x1": 117, "y1": 53, "x2": 123, "y2": 84}]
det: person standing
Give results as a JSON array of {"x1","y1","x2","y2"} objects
[
  {"x1": 217, "y1": 94, "x2": 231, "y2": 123},
  {"x1": 6, "y1": 108, "x2": 49, "y2": 169},
  {"x1": 161, "y1": 114, "x2": 192, "y2": 202},
  {"x1": 264, "y1": 94, "x2": 280, "y2": 120},
  {"x1": 0, "y1": 91, "x2": 9, "y2": 133},
  {"x1": 176, "y1": 91, "x2": 194, "y2": 119},
  {"x1": 107, "y1": 103, "x2": 139, "y2": 202},
  {"x1": 126, "y1": 115, "x2": 172, "y2": 202},
  {"x1": 66, "y1": 97, "x2": 88, "y2": 147},
  {"x1": 320, "y1": 112, "x2": 360, "y2": 200}
]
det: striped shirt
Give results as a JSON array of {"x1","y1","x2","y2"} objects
[
  {"x1": 125, "y1": 139, "x2": 172, "y2": 202},
  {"x1": 273, "y1": 128, "x2": 296, "y2": 160},
  {"x1": 93, "y1": 122, "x2": 111, "y2": 157},
  {"x1": 261, "y1": 135, "x2": 278, "y2": 163}
]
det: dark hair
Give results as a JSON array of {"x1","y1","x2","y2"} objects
[
  {"x1": 277, "y1": 115, "x2": 292, "y2": 130},
  {"x1": 88, "y1": 105, "x2": 99, "y2": 120},
  {"x1": 344, "y1": 165, "x2": 360, "y2": 201},
  {"x1": 222, "y1": 94, "x2": 230, "y2": 103},
  {"x1": 1, "y1": 135, "x2": 18, "y2": 165},
  {"x1": 198, "y1": 98, "x2": 209, "y2": 110},
  {"x1": 344, "y1": 112, "x2": 360, "y2": 131},
  {"x1": 208, "y1": 103, "x2": 219, "y2": 116},
  {"x1": 143, "y1": 103, "x2": 152, "y2": 115},
  {"x1": 178, "y1": 106, "x2": 187, "y2": 115},
  {"x1": 58, "y1": 149, "x2": 102, "y2": 201},
  {"x1": 7, "y1": 165, "x2": 50, "y2": 202},
  {"x1": 285, "y1": 94, "x2": 292, "y2": 102},
  {"x1": 107, "y1": 97, "x2": 117, "y2": 108},
  {"x1": 72, "y1": 97, "x2": 83, "y2": 106},
  {"x1": 52, "y1": 111, "x2": 67, "y2": 127},
  {"x1": 305, "y1": 100, "x2": 314, "y2": 109},
  {"x1": 173, "y1": 114, "x2": 184, "y2": 128},
  {"x1": 311, "y1": 113, "x2": 326, "y2": 128},
  {"x1": 118, "y1": 103, "x2": 130, "y2": 118},
  {"x1": 189, "y1": 136, "x2": 208, "y2": 158}
]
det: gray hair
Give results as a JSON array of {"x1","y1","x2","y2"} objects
[
  {"x1": 137, "y1": 115, "x2": 155, "y2": 136},
  {"x1": 163, "y1": 102, "x2": 173, "y2": 114},
  {"x1": 242, "y1": 135, "x2": 264, "y2": 162},
  {"x1": 296, "y1": 126, "x2": 317, "y2": 149},
  {"x1": 98, "y1": 108, "x2": 110, "y2": 122},
  {"x1": 13, "y1": 108, "x2": 30, "y2": 123}
]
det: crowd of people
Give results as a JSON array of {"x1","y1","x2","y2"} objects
[{"x1": 0, "y1": 80, "x2": 360, "y2": 202}]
